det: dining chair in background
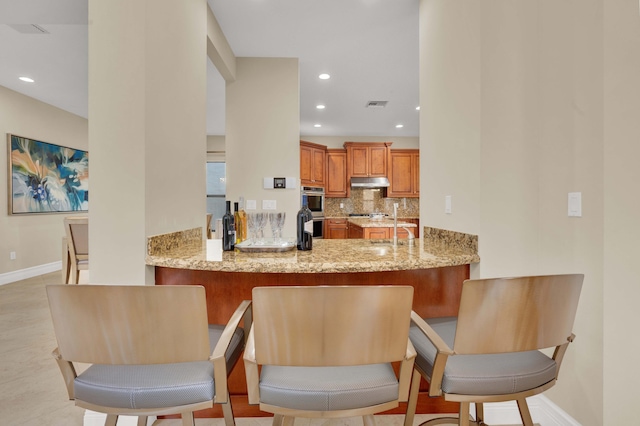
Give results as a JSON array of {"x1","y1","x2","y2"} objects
[
  {"x1": 63, "y1": 216, "x2": 88, "y2": 284},
  {"x1": 404, "y1": 274, "x2": 583, "y2": 426},
  {"x1": 47, "y1": 284, "x2": 252, "y2": 426},
  {"x1": 244, "y1": 285, "x2": 416, "y2": 426}
]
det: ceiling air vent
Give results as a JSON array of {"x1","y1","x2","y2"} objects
[
  {"x1": 366, "y1": 101, "x2": 388, "y2": 108},
  {"x1": 8, "y1": 24, "x2": 50, "y2": 34}
]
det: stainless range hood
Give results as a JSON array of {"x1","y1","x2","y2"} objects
[{"x1": 350, "y1": 176, "x2": 390, "y2": 188}]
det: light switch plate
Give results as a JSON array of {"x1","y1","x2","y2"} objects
[
  {"x1": 246, "y1": 200, "x2": 257, "y2": 210},
  {"x1": 568, "y1": 192, "x2": 582, "y2": 217},
  {"x1": 262, "y1": 200, "x2": 276, "y2": 210},
  {"x1": 445, "y1": 195, "x2": 452, "y2": 214}
]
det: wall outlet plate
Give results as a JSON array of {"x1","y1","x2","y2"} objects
[{"x1": 262, "y1": 200, "x2": 277, "y2": 210}]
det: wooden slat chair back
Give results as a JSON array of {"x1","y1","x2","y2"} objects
[
  {"x1": 48, "y1": 285, "x2": 210, "y2": 364},
  {"x1": 454, "y1": 274, "x2": 583, "y2": 355},
  {"x1": 404, "y1": 274, "x2": 583, "y2": 426},
  {"x1": 47, "y1": 284, "x2": 250, "y2": 426},
  {"x1": 63, "y1": 216, "x2": 88, "y2": 284},
  {"x1": 245, "y1": 285, "x2": 416, "y2": 426}
]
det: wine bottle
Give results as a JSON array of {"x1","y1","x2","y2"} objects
[
  {"x1": 234, "y1": 202, "x2": 243, "y2": 243},
  {"x1": 297, "y1": 195, "x2": 313, "y2": 251},
  {"x1": 222, "y1": 200, "x2": 235, "y2": 251},
  {"x1": 238, "y1": 198, "x2": 248, "y2": 243}
]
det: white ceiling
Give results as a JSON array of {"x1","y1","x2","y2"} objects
[{"x1": 0, "y1": 0, "x2": 419, "y2": 137}]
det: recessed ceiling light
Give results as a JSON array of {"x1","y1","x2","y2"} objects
[
  {"x1": 395, "y1": 124, "x2": 404, "y2": 129},
  {"x1": 19, "y1": 77, "x2": 35, "y2": 83},
  {"x1": 318, "y1": 73, "x2": 330, "y2": 80},
  {"x1": 314, "y1": 124, "x2": 322, "y2": 128},
  {"x1": 416, "y1": 106, "x2": 420, "y2": 110},
  {"x1": 316, "y1": 104, "x2": 325, "y2": 110}
]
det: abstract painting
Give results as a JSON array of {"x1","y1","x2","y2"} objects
[{"x1": 8, "y1": 134, "x2": 88, "y2": 215}]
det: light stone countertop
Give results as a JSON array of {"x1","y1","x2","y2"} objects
[{"x1": 146, "y1": 227, "x2": 479, "y2": 274}]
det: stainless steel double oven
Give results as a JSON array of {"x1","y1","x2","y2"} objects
[{"x1": 301, "y1": 186, "x2": 324, "y2": 239}]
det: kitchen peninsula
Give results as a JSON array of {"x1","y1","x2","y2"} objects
[{"x1": 146, "y1": 226, "x2": 479, "y2": 418}]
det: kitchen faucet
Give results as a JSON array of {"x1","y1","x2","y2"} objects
[
  {"x1": 401, "y1": 226, "x2": 415, "y2": 246},
  {"x1": 393, "y1": 203, "x2": 399, "y2": 246},
  {"x1": 393, "y1": 203, "x2": 415, "y2": 247}
]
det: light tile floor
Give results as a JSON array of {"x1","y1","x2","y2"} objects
[
  {"x1": 0, "y1": 271, "x2": 505, "y2": 426},
  {"x1": 0, "y1": 272, "x2": 85, "y2": 425}
]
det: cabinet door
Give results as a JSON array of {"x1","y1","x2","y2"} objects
[
  {"x1": 345, "y1": 142, "x2": 392, "y2": 179},
  {"x1": 388, "y1": 149, "x2": 419, "y2": 198},
  {"x1": 412, "y1": 152, "x2": 420, "y2": 195},
  {"x1": 368, "y1": 146, "x2": 388, "y2": 176},
  {"x1": 325, "y1": 219, "x2": 348, "y2": 239},
  {"x1": 364, "y1": 228, "x2": 389, "y2": 239},
  {"x1": 395, "y1": 227, "x2": 411, "y2": 239},
  {"x1": 311, "y1": 147, "x2": 325, "y2": 185},
  {"x1": 350, "y1": 146, "x2": 369, "y2": 177},
  {"x1": 388, "y1": 152, "x2": 413, "y2": 196},
  {"x1": 300, "y1": 141, "x2": 326, "y2": 185},
  {"x1": 348, "y1": 223, "x2": 364, "y2": 239},
  {"x1": 326, "y1": 149, "x2": 348, "y2": 197},
  {"x1": 300, "y1": 144, "x2": 313, "y2": 183}
]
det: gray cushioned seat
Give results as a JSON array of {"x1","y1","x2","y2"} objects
[
  {"x1": 409, "y1": 317, "x2": 557, "y2": 395},
  {"x1": 74, "y1": 325, "x2": 243, "y2": 409},
  {"x1": 258, "y1": 364, "x2": 399, "y2": 411}
]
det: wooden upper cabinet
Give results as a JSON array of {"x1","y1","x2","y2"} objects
[
  {"x1": 326, "y1": 149, "x2": 348, "y2": 198},
  {"x1": 388, "y1": 149, "x2": 420, "y2": 198},
  {"x1": 300, "y1": 141, "x2": 327, "y2": 186},
  {"x1": 344, "y1": 142, "x2": 392, "y2": 178}
]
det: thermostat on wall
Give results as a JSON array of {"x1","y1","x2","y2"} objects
[{"x1": 263, "y1": 177, "x2": 297, "y2": 189}]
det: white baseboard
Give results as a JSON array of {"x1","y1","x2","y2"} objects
[
  {"x1": 475, "y1": 395, "x2": 581, "y2": 425},
  {"x1": 84, "y1": 410, "x2": 156, "y2": 425},
  {"x1": 0, "y1": 261, "x2": 62, "y2": 285},
  {"x1": 535, "y1": 395, "x2": 582, "y2": 426}
]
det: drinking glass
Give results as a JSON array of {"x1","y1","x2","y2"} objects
[
  {"x1": 255, "y1": 212, "x2": 267, "y2": 241},
  {"x1": 269, "y1": 213, "x2": 279, "y2": 240},
  {"x1": 276, "y1": 212, "x2": 286, "y2": 242},
  {"x1": 269, "y1": 212, "x2": 286, "y2": 242},
  {"x1": 247, "y1": 213, "x2": 258, "y2": 242}
]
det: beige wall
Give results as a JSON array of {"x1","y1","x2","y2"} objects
[
  {"x1": 88, "y1": 0, "x2": 207, "y2": 284},
  {"x1": 603, "y1": 0, "x2": 640, "y2": 423},
  {"x1": 419, "y1": 0, "x2": 606, "y2": 424},
  {"x1": 0, "y1": 85, "x2": 88, "y2": 275},
  {"x1": 225, "y1": 58, "x2": 300, "y2": 238},
  {"x1": 419, "y1": 0, "x2": 482, "y2": 237}
]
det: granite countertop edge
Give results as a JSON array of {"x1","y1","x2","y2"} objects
[{"x1": 146, "y1": 230, "x2": 479, "y2": 274}]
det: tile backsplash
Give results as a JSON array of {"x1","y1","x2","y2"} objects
[{"x1": 324, "y1": 188, "x2": 419, "y2": 218}]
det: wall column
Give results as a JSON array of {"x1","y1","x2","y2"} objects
[
  {"x1": 88, "y1": 0, "x2": 207, "y2": 284},
  {"x1": 419, "y1": 1, "x2": 604, "y2": 424},
  {"x1": 225, "y1": 58, "x2": 300, "y2": 237}
]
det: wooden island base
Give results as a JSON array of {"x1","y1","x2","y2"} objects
[{"x1": 155, "y1": 264, "x2": 468, "y2": 418}]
